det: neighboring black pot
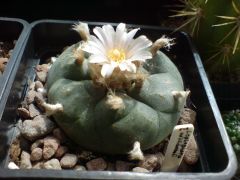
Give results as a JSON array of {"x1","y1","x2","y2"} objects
[
  {"x1": 0, "y1": 17, "x2": 29, "y2": 118},
  {"x1": 210, "y1": 82, "x2": 240, "y2": 111},
  {"x1": 0, "y1": 19, "x2": 237, "y2": 179}
]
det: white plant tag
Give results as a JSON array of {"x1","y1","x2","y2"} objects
[{"x1": 161, "y1": 124, "x2": 194, "y2": 172}]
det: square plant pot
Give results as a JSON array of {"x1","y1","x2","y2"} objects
[
  {"x1": 0, "y1": 17, "x2": 29, "y2": 117},
  {"x1": 0, "y1": 19, "x2": 237, "y2": 179}
]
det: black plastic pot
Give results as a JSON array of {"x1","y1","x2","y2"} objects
[
  {"x1": 0, "y1": 19, "x2": 237, "y2": 179},
  {"x1": 0, "y1": 17, "x2": 29, "y2": 118}
]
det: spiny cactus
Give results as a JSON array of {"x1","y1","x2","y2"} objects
[
  {"x1": 170, "y1": 0, "x2": 240, "y2": 82},
  {"x1": 46, "y1": 23, "x2": 188, "y2": 156}
]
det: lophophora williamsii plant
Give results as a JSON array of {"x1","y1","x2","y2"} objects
[{"x1": 45, "y1": 22, "x2": 189, "y2": 159}]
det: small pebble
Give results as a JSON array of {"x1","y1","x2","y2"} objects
[
  {"x1": 183, "y1": 136, "x2": 199, "y2": 165},
  {"x1": 30, "y1": 147, "x2": 43, "y2": 161},
  {"x1": 31, "y1": 139, "x2": 44, "y2": 151},
  {"x1": 179, "y1": 108, "x2": 196, "y2": 125},
  {"x1": 20, "y1": 151, "x2": 32, "y2": 169},
  {"x1": 36, "y1": 71, "x2": 47, "y2": 83},
  {"x1": 35, "y1": 81, "x2": 44, "y2": 90},
  {"x1": 29, "y1": 104, "x2": 41, "y2": 118},
  {"x1": 32, "y1": 162, "x2": 43, "y2": 169},
  {"x1": 115, "y1": 161, "x2": 134, "y2": 171},
  {"x1": 43, "y1": 136, "x2": 60, "y2": 160},
  {"x1": 138, "y1": 154, "x2": 158, "y2": 171},
  {"x1": 17, "y1": 107, "x2": 30, "y2": 119},
  {"x1": 20, "y1": 115, "x2": 55, "y2": 141},
  {"x1": 43, "y1": 159, "x2": 61, "y2": 170},
  {"x1": 0, "y1": 57, "x2": 8, "y2": 73},
  {"x1": 37, "y1": 87, "x2": 47, "y2": 96},
  {"x1": 8, "y1": 162, "x2": 19, "y2": 169},
  {"x1": 78, "y1": 151, "x2": 96, "y2": 161},
  {"x1": 132, "y1": 167, "x2": 149, "y2": 173},
  {"x1": 26, "y1": 90, "x2": 37, "y2": 104},
  {"x1": 36, "y1": 64, "x2": 49, "y2": 72},
  {"x1": 74, "y1": 165, "x2": 87, "y2": 171},
  {"x1": 29, "y1": 82, "x2": 35, "y2": 91},
  {"x1": 60, "y1": 153, "x2": 78, "y2": 168},
  {"x1": 53, "y1": 128, "x2": 67, "y2": 143},
  {"x1": 107, "y1": 162, "x2": 115, "y2": 171},
  {"x1": 55, "y1": 146, "x2": 68, "y2": 158},
  {"x1": 86, "y1": 158, "x2": 107, "y2": 171},
  {"x1": 9, "y1": 137, "x2": 21, "y2": 162}
]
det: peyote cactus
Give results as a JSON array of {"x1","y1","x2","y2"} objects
[
  {"x1": 46, "y1": 23, "x2": 188, "y2": 157},
  {"x1": 170, "y1": 0, "x2": 240, "y2": 82}
]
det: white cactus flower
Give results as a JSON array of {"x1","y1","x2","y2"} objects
[{"x1": 81, "y1": 23, "x2": 153, "y2": 77}]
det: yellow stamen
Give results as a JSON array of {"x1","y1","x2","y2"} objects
[{"x1": 108, "y1": 49, "x2": 126, "y2": 63}]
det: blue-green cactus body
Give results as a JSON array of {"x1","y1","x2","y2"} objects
[{"x1": 47, "y1": 43, "x2": 185, "y2": 154}]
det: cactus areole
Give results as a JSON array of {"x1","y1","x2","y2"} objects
[{"x1": 46, "y1": 23, "x2": 188, "y2": 155}]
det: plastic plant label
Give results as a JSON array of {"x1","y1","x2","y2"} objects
[{"x1": 161, "y1": 124, "x2": 194, "y2": 172}]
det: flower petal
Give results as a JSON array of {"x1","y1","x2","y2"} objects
[
  {"x1": 101, "y1": 63, "x2": 115, "y2": 77},
  {"x1": 119, "y1": 63, "x2": 128, "y2": 71},
  {"x1": 82, "y1": 44, "x2": 101, "y2": 55},
  {"x1": 128, "y1": 50, "x2": 152, "y2": 61},
  {"x1": 127, "y1": 35, "x2": 152, "y2": 57},
  {"x1": 123, "y1": 28, "x2": 140, "y2": 49},
  {"x1": 89, "y1": 54, "x2": 108, "y2": 64},
  {"x1": 127, "y1": 28, "x2": 140, "y2": 39},
  {"x1": 126, "y1": 61, "x2": 137, "y2": 73},
  {"x1": 89, "y1": 35, "x2": 105, "y2": 51},
  {"x1": 93, "y1": 27, "x2": 111, "y2": 50},
  {"x1": 82, "y1": 35, "x2": 108, "y2": 56},
  {"x1": 119, "y1": 61, "x2": 137, "y2": 73},
  {"x1": 115, "y1": 23, "x2": 127, "y2": 48},
  {"x1": 102, "y1": 25, "x2": 115, "y2": 49}
]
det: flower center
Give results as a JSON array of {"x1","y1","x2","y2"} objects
[{"x1": 108, "y1": 49, "x2": 126, "y2": 63}]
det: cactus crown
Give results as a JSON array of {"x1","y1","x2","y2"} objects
[{"x1": 72, "y1": 22, "x2": 173, "y2": 91}]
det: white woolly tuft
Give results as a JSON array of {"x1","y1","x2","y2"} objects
[
  {"x1": 106, "y1": 94, "x2": 125, "y2": 110},
  {"x1": 51, "y1": 57, "x2": 57, "y2": 64},
  {"x1": 172, "y1": 90, "x2": 190, "y2": 98},
  {"x1": 82, "y1": 59, "x2": 89, "y2": 75},
  {"x1": 128, "y1": 141, "x2": 144, "y2": 161},
  {"x1": 158, "y1": 35, "x2": 175, "y2": 50},
  {"x1": 42, "y1": 102, "x2": 63, "y2": 116},
  {"x1": 72, "y1": 22, "x2": 90, "y2": 41},
  {"x1": 151, "y1": 35, "x2": 175, "y2": 55},
  {"x1": 172, "y1": 90, "x2": 190, "y2": 111}
]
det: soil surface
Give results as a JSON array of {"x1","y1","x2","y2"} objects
[{"x1": 9, "y1": 57, "x2": 199, "y2": 172}]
